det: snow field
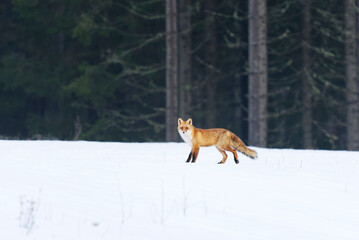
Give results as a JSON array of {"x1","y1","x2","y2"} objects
[{"x1": 0, "y1": 141, "x2": 358, "y2": 240}]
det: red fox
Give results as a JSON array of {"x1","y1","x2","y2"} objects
[{"x1": 177, "y1": 118, "x2": 257, "y2": 164}]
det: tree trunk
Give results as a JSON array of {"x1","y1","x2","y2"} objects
[
  {"x1": 248, "y1": 0, "x2": 267, "y2": 147},
  {"x1": 302, "y1": 0, "x2": 313, "y2": 149},
  {"x1": 178, "y1": 0, "x2": 192, "y2": 120},
  {"x1": 205, "y1": 0, "x2": 217, "y2": 128},
  {"x1": 234, "y1": 3, "x2": 244, "y2": 137},
  {"x1": 345, "y1": 0, "x2": 359, "y2": 150},
  {"x1": 73, "y1": 115, "x2": 82, "y2": 140},
  {"x1": 166, "y1": 0, "x2": 178, "y2": 142},
  {"x1": 234, "y1": 81, "x2": 242, "y2": 132}
]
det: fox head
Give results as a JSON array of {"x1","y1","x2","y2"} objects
[
  {"x1": 178, "y1": 118, "x2": 193, "y2": 133},
  {"x1": 178, "y1": 118, "x2": 194, "y2": 145}
]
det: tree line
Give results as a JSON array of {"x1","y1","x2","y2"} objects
[
  {"x1": 0, "y1": 0, "x2": 358, "y2": 150},
  {"x1": 166, "y1": 0, "x2": 359, "y2": 150}
]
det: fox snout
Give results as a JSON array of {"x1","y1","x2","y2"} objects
[
  {"x1": 179, "y1": 128, "x2": 190, "y2": 134},
  {"x1": 178, "y1": 126, "x2": 191, "y2": 133}
]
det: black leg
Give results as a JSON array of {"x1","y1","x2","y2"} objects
[
  {"x1": 191, "y1": 152, "x2": 196, "y2": 163},
  {"x1": 191, "y1": 147, "x2": 199, "y2": 163},
  {"x1": 233, "y1": 153, "x2": 239, "y2": 164},
  {"x1": 186, "y1": 151, "x2": 192, "y2": 163}
]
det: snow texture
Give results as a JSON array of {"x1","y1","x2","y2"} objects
[{"x1": 0, "y1": 141, "x2": 358, "y2": 240}]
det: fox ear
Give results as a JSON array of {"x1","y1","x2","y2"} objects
[
  {"x1": 187, "y1": 118, "x2": 192, "y2": 125},
  {"x1": 178, "y1": 118, "x2": 184, "y2": 125}
]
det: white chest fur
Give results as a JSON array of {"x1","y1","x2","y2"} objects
[{"x1": 178, "y1": 130, "x2": 193, "y2": 146}]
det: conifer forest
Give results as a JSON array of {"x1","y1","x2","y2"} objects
[{"x1": 0, "y1": 0, "x2": 359, "y2": 150}]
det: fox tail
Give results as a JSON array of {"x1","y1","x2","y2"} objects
[{"x1": 230, "y1": 134, "x2": 258, "y2": 159}]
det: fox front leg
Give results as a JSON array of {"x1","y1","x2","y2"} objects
[
  {"x1": 186, "y1": 151, "x2": 193, "y2": 163},
  {"x1": 191, "y1": 147, "x2": 199, "y2": 163}
]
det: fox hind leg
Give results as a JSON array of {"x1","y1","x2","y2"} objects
[
  {"x1": 216, "y1": 146, "x2": 228, "y2": 164},
  {"x1": 222, "y1": 146, "x2": 239, "y2": 164}
]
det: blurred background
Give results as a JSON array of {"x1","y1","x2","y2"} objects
[{"x1": 0, "y1": 0, "x2": 358, "y2": 150}]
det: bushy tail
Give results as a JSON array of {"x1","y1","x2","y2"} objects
[{"x1": 230, "y1": 134, "x2": 258, "y2": 159}]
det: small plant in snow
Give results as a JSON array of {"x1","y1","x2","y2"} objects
[
  {"x1": 151, "y1": 181, "x2": 174, "y2": 224},
  {"x1": 18, "y1": 195, "x2": 40, "y2": 235},
  {"x1": 182, "y1": 177, "x2": 191, "y2": 216}
]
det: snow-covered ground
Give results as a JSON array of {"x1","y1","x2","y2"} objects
[{"x1": 0, "y1": 141, "x2": 358, "y2": 240}]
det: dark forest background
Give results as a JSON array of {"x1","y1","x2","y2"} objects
[{"x1": 0, "y1": 0, "x2": 358, "y2": 150}]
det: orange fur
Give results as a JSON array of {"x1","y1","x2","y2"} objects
[{"x1": 178, "y1": 118, "x2": 257, "y2": 164}]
